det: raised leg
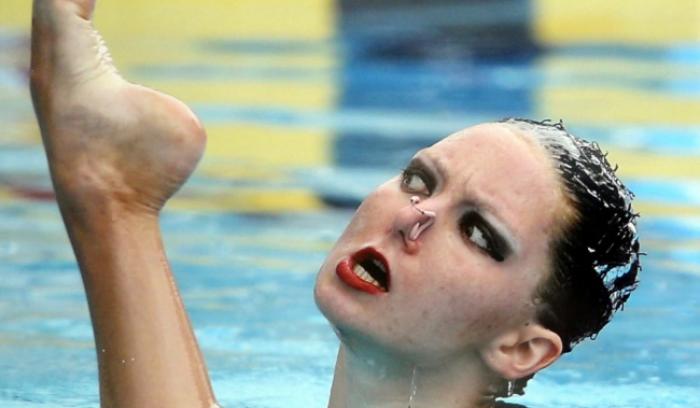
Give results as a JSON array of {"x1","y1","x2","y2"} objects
[{"x1": 30, "y1": 1, "x2": 218, "y2": 406}]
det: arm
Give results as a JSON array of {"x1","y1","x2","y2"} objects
[{"x1": 30, "y1": 1, "x2": 218, "y2": 406}]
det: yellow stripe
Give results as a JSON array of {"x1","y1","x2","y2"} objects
[
  {"x1": 536, "y1": 86, "x2": 700, "y2": 126},
  {"x1": 603, "y1": 148, "x2": 700, "y2": 180},
  {"x1": 632, "y1": 202, "x2": 700, "y2": 218},
  {"x1": 94, "y1": 0, "x2": 335, "y2": 41},
  {"x1": 0, "y1": 1, "x2": 30, "y2": 29},
  {"x1": 0, "y1": 0, "x2": 333, "y2": 39},
  {"x1": 1, "y1": 0, "x2": 335, "y2": 34},
  {"x1": 534, "y1": 0, "x2": 700, "y2": 45},
  {"x1": 170, "y1": 188, "x2": 324, "y2": 213},
  {"x1": 644, "y1": 239, "x2": 700, "y2": 252},
  {"x1": 203, "y1": 124, "x2": 331, "y2": 169}
]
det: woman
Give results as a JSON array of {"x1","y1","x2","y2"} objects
[{"x1": 29, "y1": 1, "x2": 640, "y2": 407}]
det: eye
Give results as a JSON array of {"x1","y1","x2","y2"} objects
[
  {"x1": 459, "y1": 212, "x2": 506, "y2": 262},
  {"x1": 400, "y1": 166, "x2": 434, "y2": 196}
]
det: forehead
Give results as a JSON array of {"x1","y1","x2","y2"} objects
[{"x1": 423, "y1": 123, "x2": 565, "y2": 240}]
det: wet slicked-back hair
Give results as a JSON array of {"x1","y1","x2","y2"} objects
[{"x1": 494, "y1": 118, "x2": 641, "y2": 398}]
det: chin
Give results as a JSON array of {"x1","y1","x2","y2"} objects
[
  {"x1": 314, "y1": 264, "x2": 368, "y2": 338},
  {"x1": 313, "y1": 247, "x2": 411, "y2": 356},
  {"x1": 313, "y1": 261, "x2": 348, "y2": 328},
  {"x1": 314, "y1": 273, "x2": 400, "y2": 360}
]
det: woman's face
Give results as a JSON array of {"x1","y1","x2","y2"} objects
[{"x1": 314, "y1": 123, "x2": 568, "y2": 364}]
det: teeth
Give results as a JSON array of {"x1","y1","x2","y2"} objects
[{"x1": 353, "y1": 263, "x2": 381, "y2": 288}]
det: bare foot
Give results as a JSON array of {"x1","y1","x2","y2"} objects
[{"x1": 30, "y1": 0, "x2": 206, "y2": 217}]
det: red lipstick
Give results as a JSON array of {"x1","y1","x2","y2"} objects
[{"x1": 335, "y1": 247, "x2": 390, "y2": 295}]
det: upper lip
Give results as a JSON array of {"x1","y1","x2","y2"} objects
[{"x1": 351, "y1": 247, "x2": 391, "y2": 291}]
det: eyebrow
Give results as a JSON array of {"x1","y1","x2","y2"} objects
[
  {"x1": 414, "y1": 152, "x2": 521, "y2": 256},
  {"x1": 410, "y1": 153, "x2": 448, "y2": 183}
]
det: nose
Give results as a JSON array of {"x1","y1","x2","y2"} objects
[{"x1": 393, "y1": 196, "x2": 437, "y2": 253}]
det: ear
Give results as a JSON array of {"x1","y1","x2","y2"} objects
[{"x1": 479, "y1": 323, "x2": 563, "y2": 380}]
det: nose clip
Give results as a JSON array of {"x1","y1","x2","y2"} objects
[{"x1": 408, "y1": 196, "x2": 436, "y2": 241}]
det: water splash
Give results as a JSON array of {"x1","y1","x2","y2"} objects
[{"x1": 407, "y1": 366, "x2": 418, "y2": 408}]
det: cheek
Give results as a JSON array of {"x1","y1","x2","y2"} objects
[
  {"x1": 338, "y1": 181, "x2": 398, "y2": 237},
  {"x1": 413, "y1": 267, "x2": 536, "y2": 344}
]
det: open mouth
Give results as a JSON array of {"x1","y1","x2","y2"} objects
[{"x1": 335, "y1": 247, "x2": 390, "y2": 294}]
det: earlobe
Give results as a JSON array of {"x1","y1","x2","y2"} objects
[{"x1": 480, "y1": 323, "x2": 563, "y2": 380}]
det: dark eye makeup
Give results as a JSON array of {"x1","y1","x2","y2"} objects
[
  {"x1": 400, "y1": 159, "x2": 437, "y2": 195},
  {"x1": 459, "y1": 211, "x2": 510, "y2": 262}
]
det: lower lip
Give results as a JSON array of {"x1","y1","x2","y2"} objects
[{"x1": 336, "y1": 259, "x2": 385, "y2": 295}]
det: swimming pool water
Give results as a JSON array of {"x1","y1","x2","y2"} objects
[{"x1": 1, "y1": 1, "x2": 700, "y2": 407}]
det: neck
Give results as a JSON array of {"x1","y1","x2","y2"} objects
[{"x1": 328, "y1": 344, "x2": 493, "y2": 408}]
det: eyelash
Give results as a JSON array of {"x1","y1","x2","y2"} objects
[
  {"x1": 459, "y1": 213, "x2": 505, "y2": 262},
  {"x1": 400, "y1": 166, "x2": 434, "y2": 195}
]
